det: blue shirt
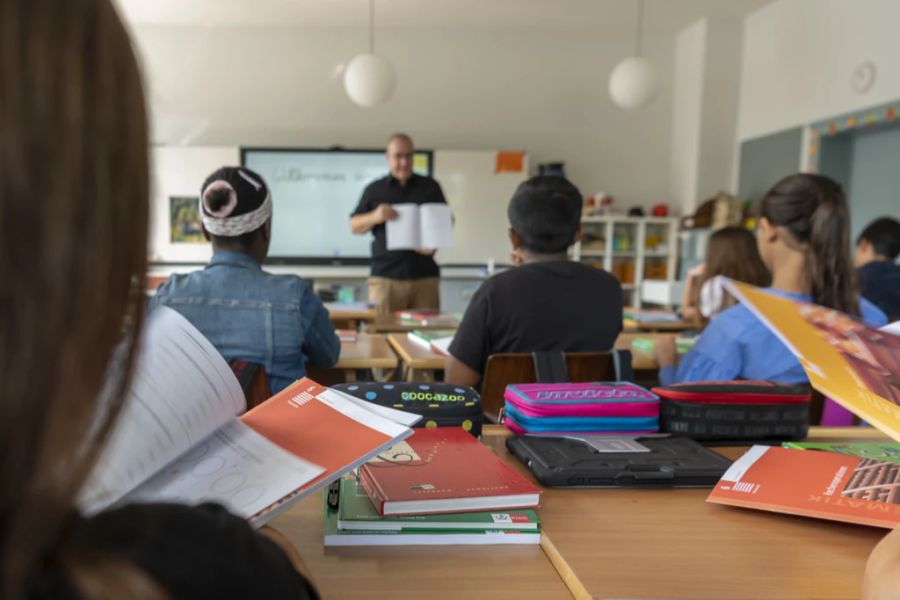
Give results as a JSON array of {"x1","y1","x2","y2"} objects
[
  {"x1": 660, "y1": 289, "x2": 888, "y2": 385},
  {"x1": 148, "y1": 251, "x2": 340, "y2": 394}
]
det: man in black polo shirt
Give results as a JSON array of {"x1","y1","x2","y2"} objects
[
  {"x1": 350, "y1": 133, "x2": 447, "y2": 314},
  {"x1": 444, "y1": 175, "x2": 623, "y2": 387}
]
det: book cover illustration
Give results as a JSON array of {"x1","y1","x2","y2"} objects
[{"x1": 724, "y1": 280, "x2": 900, "y2": 440}]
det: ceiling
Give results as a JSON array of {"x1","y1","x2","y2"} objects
[{"x1": 114, "y1": 0, "x2": 772, "y2": 33}]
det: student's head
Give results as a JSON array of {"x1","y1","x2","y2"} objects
[
  {"x1": 200, "y1": 167, "x2": 272, "y2": 262},
  {"x1": 703, "y1": 227, "x2": 771, "y2": 286},
  {"x1": 757, "y1": 173, "x2": 859, "y2": 314},
  {"x1": 700, "y1": 227, "x2": 771, "y2": 314},
  {"x1": 855, "y1": 217, "x2": 900, "y2": 267},
  {"x1": 507, "y1": 176, "x2": 583, "y2": 256},
  {"x1": 386, "y1": 133, "x2": 414, "y2": 183},
  {"x1": 1, "y1": 0, "x2": 150, "y2": 596}
]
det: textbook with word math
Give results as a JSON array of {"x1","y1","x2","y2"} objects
[
  {"x1": 358, "y1": 427, "x2": 541, "y2": 516},
  {"x1": 707, "y1": 445, "x2": 900, "y2": 528},
  {"x1": 386, "y1": 202, "x2": 454, "y2": 250},
  {"x1": 78, "y1": 307, "x2": 417, "y2": 526},
  {"x1": 723, "y1": 279, "x2": 900, "y2": 441}
]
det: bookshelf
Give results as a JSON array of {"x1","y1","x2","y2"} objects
[{"x1": 572, "y1": 216, "x2": 680, "y2": 308}]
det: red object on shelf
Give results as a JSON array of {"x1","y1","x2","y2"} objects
[{"x1": 652, "y1": 204, "x2": 669, "y2": 217}]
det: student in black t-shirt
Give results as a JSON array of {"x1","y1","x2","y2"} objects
[
  {"x1": 445, "y1": 176, "x2": 623, "y2": 386},
  {"x1": 1, "y1": 2, "x2": 316, "y2": 598}
]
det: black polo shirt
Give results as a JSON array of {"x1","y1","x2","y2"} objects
[
  {"x1": 352, "y1": 173, "x2": 447, "y2": 279},
  {"x1": 448, "y1": 260, "x2": 624, "y2": 376}
]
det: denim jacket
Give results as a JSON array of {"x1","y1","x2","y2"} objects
[{"x1": 148, "y1": 251, "x2": 340, "y2": 394}]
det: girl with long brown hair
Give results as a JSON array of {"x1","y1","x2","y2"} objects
[
  {"x1": 0, "y1": 0, "x2": 316, "y2": 597},
  {"x1": 680, "y1": 226, "x2": 771, "y2": 322},
  {"x1": 656, "y1": 173, "x2": 887, "y2": 384}
]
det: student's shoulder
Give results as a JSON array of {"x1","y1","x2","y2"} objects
[
  {"x1": 697, "y1": 302, "x2": 764, "y2": 345},
  {"x1": 260, "y1": 270, "x2": 316, "y2": 294},
  {"x1": 861, "y1": 297, "x2": 889, "y2": 326}
]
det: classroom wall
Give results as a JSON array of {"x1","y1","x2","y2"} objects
[
  {"x1": 737, "y1": 0, "x2": 900, "y2": 141},
  {"x1": 670, "y1": 18, "x2": 743, "y2": 214},
  {"x1": 132, "y1": 24, "x2": 676, "y2": 214}
]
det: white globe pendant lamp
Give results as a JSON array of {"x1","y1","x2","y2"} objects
[
  {"x1": 608, "y1": 0, "x2": 659, "y2": 110},
  {"x1": 344, "y1": 0, "x2": 396, "y2": 107}
]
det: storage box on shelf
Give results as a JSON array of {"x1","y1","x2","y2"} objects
[{"x1": 572, "y1": 216, "x2": 680, "y2": 308}]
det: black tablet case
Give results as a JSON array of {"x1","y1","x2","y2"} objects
[{"x1": 505, "y1": 435, "x2": 732, "y2": 487}]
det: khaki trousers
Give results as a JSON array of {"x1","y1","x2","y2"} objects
[{"x1": 368, "y1": 277, "x2": 441, "y2": 316}]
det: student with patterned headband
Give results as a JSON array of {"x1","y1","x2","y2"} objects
[{"x1": 150, "y1": 166, "x2": 340, "y2": 393}]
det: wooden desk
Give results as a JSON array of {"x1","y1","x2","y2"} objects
[
  {"x1": 386, "y1": 333, "x2": 446, "y2": 382},
  {"x1": 482, "y1": 426, "x2": 886, "y2": 600},
  {"x1": 269, "y1": 491, "x2": 571, "y2": 599},
  {"x1": 326, "y1": 303, "x2": 378, "y2": 330},
  {"x1": 368, "y1": 316, "x2": 459, "y2": 334},
  {"x1": 308, "y1": 333, "x2": 398, "y2": 384},
  {"x1": 615, "y1": 332, "x2": 680, "y2": 371}
]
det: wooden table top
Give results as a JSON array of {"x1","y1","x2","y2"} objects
[
  {"x1": 368, "y1": 316, "x2": 460, "y2": 334},
  {"x1": 387, "y1": 333, "x2": 447, "y2": 370},
  {"x1": 325, "y1": 303, "x2": 379, "y2": 322},
  {"x1": 269, "y1": 490, "x2": 570, "y2": 599},
  {"x1": 482, "y1": 425, "x2": 887, "y2": 600},
  {"x1": 615, "y1": 332, "x2": 681, "y2": 371},
  {"x1": 333, "y1": 333, "x2": 398, "y2": 370}
]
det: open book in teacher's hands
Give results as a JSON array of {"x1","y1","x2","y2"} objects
[
  {"x1": 386, "y1": 203, "x2": 454, "y2": 250},
  {"x1": 78, "y1": 307, "x2": 418, "y2": 526}
]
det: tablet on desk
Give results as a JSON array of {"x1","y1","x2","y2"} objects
[{"x1": 506, "y1": 435, "x2": 732, "y2": 488}]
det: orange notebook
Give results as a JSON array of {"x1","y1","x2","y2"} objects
[
  {"x1": 78, "y1": 307, "x2": 416, "y2": 527},
  {"x1": 708, "y1": 445, "x2": 900, "y2": 528}
]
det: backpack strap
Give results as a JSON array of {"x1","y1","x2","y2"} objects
[
  {"x1": 611, "y1": 349, "x2": 634, "y2": 381},
  {"x1": 532, "y1": 351, "x2": 569, "y2": 382}
]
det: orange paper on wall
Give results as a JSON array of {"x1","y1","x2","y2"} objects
[{"x1": 495, "y1": 151, "x2": 525, "y2": 173}]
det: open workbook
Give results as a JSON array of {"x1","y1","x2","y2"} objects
[
  {"x1": 706, "y1": 281, "x2": 900, "y2": 528},
  {"x1": 386, "y1": 202, "x2": 454, "y2": 250},
  {"x1": 78, "y1": 307, "x2": 418, "y2": 527}
]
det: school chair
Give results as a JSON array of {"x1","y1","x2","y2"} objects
[
  {"x1": 228, "y1": 359, "x2": 271, "y2": 410},
  {"x1": 480, "y1": 350, "x2": 632, "y2": 422}
]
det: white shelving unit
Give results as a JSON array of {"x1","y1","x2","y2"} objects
[{"x1": 572, "y1": 216, "x2": 680, "y2": 308}]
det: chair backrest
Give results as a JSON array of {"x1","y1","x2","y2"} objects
[
  {"x1": 480, "y1": 351, "x2": 619, "y2": 421},
  {"x1": 228, "y1": 359, "x2": 271, "y2": 410}
]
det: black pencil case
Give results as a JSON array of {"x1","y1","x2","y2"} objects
[
  {"x1": 331, "y1": 382, "x2": 483, "y2": 437},
  {"x1": 652, "y1": 381, "x2": 811, "y2": 442}
]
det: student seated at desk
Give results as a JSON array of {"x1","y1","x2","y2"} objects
[
  {"x1": 656, "y1": 173, "x2": 887, "y2": 385},
  {"x1": 855, "y1": 216, "x2": 900, "y2": 319},
  {"x1": 444, "y1": 176, "x2": 623, "y2": 386},
  {"x1": 149, "y1": 167, "x2": 340, "y2": 394},
  {"x1": 0, "y1": 1, "x2": 316, "y2": 597},
  {"x1": 680, "y1": 226, "x2": 771, "y2": 323}
]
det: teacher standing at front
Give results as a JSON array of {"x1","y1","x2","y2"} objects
[{"x1": 350, "y1": 133, "x2": 447, "y2": 315}]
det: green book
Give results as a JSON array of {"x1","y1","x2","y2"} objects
[
  {"x1": 337, "y1": 476, "x2": 539, "y2": 532},
  {"x1": 782, "y1": 441, "x2": 900, "y2": 462},
  {"x1": 324, "y1": 490, "x2": 541, "y2": 546}
]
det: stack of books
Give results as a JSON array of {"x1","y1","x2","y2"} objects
[
  {"x1": 324, "y1": 427, "x2": 542, "y2": 545},
  {"x1": 704, "y1": 280, "x2": 900, "y2": 529}
]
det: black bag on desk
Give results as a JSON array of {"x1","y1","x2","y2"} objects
[
  {"x1": 331, "y1": 382, "x2": 483, "y2": 437},
  {"x1": 651, "y1": 381, "x2": 811, "y2": 442}
]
